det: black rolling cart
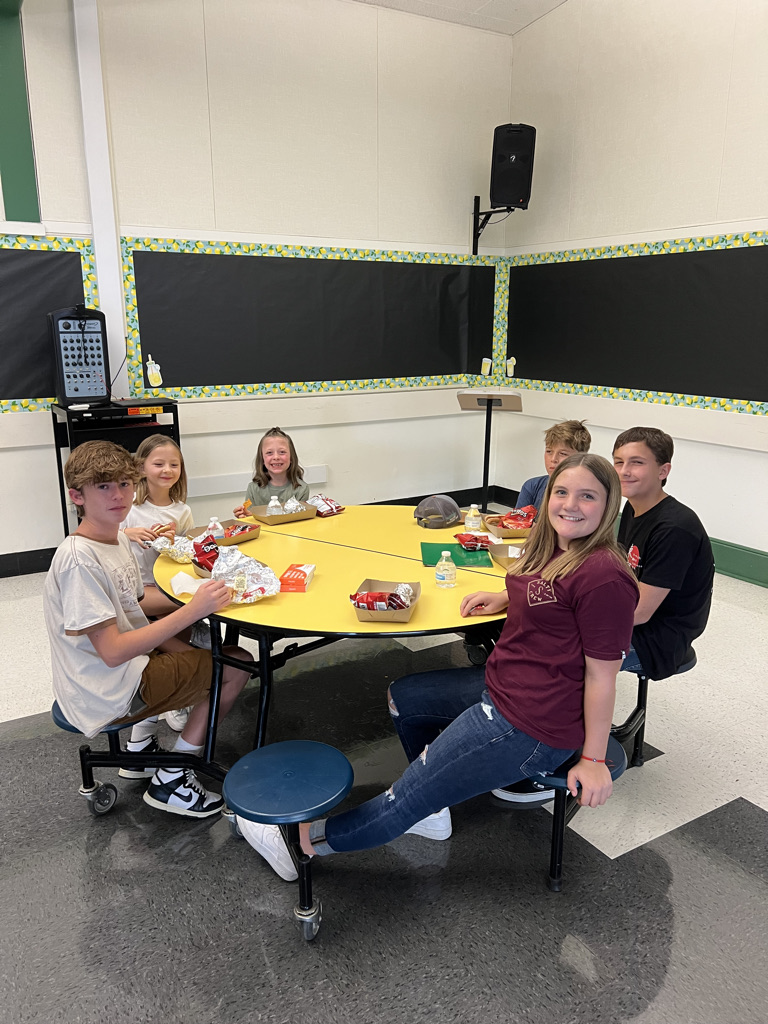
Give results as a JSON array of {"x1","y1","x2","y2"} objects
[{"x1": 51, "y1": 398, "x2": 180, "y2": 538}]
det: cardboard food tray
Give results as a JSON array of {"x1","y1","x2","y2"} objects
[
  {"x1": 353, "y1": 579, "x2": 421, "y2": 622},
  {"x1": 191, "y1": 562, "x2": 212, "y2": 578},
  {"x1": 187, "y1": 519, "x2": 260, "y2": 546},
  {"x1": 249, "y1": 502, "x2": 317, "y2": 526},
  {"x1": 482, "y1": 515, "x2": 532, "y2": 540},
  {"x1": 489, "y1": 542, "x2": 525, "y2": 569}
]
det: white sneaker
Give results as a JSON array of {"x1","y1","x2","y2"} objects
[
  {"x1": 143, "y1": 768, "x2": 223, "y2": 818},
  {"x1": 162, "y1": 707, "x2": 191, "y2": 732},
  {"x1": 404, "y1": 807, "x2": 452, "y2": 840},
  {"x1": 236, "y1": 817, "x2": 298, "y2": 881},
  {"x1": 491, "y1": 779, "x2": 555, "y2": 803}
]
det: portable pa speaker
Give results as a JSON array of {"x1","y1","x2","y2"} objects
[{"x1": 490, "y1": 123, "x2": 536, "y2": 209}]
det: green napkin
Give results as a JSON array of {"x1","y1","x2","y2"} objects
[{"x1": 420, "y1": 542, "x2": 492, "y2": 568}]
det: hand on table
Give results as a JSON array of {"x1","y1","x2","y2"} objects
[
  {"x1": 188, "y1": 579, "x2": 234, "y2": 617},
  {"x1": 460, "y1": 590, "x2": 509, "y2": 617}
]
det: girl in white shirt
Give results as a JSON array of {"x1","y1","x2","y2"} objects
[{"x1": 123, "y1": 434, "x2": 194, "y2": 616}]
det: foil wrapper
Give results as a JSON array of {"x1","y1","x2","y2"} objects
[
  {"x1": 151, "y1": 534, "x2": 196, "y2": 563},
  {"x1": 282, "y1": 497, "x2": 304, "y2": 514},
  {"x1": 211, "y1": 545, "x2": 280, "y2": 603}
]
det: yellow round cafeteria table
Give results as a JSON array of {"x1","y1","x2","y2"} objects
[{"x1": 153, "y1": 505, "x2": 510, "y2": 746}]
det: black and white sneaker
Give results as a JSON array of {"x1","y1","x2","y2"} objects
[
  {"x1": 491, "y1": 778, "x2": 555, "y2": 803},
  {"x1": 119, "y1": 736, "x2": 166, "y2": 779},
  {"x1": 143, "y1": 768, "x2": 224, "y2": 817}
]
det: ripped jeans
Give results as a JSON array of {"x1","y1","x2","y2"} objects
[{"x1": 308, "y1": 668, "x2": 574, "y2": 855}]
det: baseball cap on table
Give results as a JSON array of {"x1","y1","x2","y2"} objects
[{"x1": 414, "y1": 495, "x2": 462, "y2": 529}]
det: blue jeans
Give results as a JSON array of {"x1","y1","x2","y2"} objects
[
  {"x1": 309, "y1": 669, "x2": 574, "y2": 855},
  {"x1": 620, "y1": 645, "x2": 645, "y2": 675}
]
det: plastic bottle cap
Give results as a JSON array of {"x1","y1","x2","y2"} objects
[{"x1": 442, "y1": 551, "x2": 450, "y2": 556}]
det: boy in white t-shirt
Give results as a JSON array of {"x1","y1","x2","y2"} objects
[{"x1": 44, "y1": 440, "x2": 252, "y2": 818}]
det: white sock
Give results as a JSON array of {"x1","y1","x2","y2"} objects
[
  {"x1": 128, "y1": 716, "x2": 159, "y2": 746},
  {"x1": 174, "y1": 735, "x2": 203, "y2": 756}
]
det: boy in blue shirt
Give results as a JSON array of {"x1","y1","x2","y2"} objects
[{"x1": 517, "y1": 420, "x2": 591, "y2": 509}]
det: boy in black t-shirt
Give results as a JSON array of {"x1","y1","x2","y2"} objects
[{"x1": 612, "y1": 426, "x2": 714, "y2": 680}]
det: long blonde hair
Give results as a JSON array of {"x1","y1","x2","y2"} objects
[
  {"x1": 133, "y1": 434, "x2": 188, "y2": 505},
  {"x1": 507, "y1": 453, "x2": 634, "y2": 584}
]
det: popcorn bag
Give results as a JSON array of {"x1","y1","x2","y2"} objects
[{"x1": 280, "y1": 564, "x2": 316, "y2": 593}]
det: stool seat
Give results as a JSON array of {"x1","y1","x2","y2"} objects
[
  {"x1": 51, "y1": 700, "x2": 129, "y2": 735},
  {"x1": 223, "y1": 740, "x2": 354, "y2": 825},
  {"x1": 543, "y1": 734, "x2": 627, "y2": 791}
]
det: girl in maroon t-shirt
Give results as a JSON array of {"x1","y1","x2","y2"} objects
[{"x1": 238, "y1": 454, "x2": 638, "y2": 881}]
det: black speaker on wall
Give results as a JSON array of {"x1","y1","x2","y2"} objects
[{"x1": 490, "y1": 123, "x2": 536, "y2": 209}]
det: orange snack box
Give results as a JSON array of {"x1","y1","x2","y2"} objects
[{"x1": 279, "y1": 563, "x2": 316, "y2": 593}]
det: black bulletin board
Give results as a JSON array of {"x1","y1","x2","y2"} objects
[
  {"x1": 507, "y1": 244, "x2": 768, "y2": 403},
  {"x1": 133, "y1": 251, "x2": 495, "y2": 387},
  {"x1": 0, "y1": 247, "x2": 86, "y2": 399}
]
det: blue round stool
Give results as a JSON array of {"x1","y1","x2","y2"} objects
[
  {"x1": 223, "y1": 740, "x2": 354, "y2": 940},
  {"x1": 533, "y1": 734, "x2": 628, "y2": 892}
]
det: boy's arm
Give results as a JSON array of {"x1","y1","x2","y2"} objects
[
  {"x1": 634, "y1": 581, "x2": 670, "y2": 624},
  {"x1": 88, "y1": 580, "x2": 232, "y2": 668}
]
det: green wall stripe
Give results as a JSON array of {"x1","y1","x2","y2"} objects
[
  {"x1": 0, "y1": 6, "x2": 41, "y2": 222},
  {"x1": 712, "y1": 538, "x2": 768, "y2": 589}
]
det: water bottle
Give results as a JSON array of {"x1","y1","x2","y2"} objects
[
  {"x1": 206, "y1": 516, "x2": 225, "y2": 539},
  {"x1": 435, "y1": 550, "x2": 457, "y2": 589},
  {"x1": 464, "y1": 504, "x2": 483, "y2": 532},
  {"x1": 265, "y1": 496, "x2": 283, "y2": 515}
]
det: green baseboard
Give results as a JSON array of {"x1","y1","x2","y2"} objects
[{"x1": 711, "y1": 538, "x2": 768, "y2": 589}]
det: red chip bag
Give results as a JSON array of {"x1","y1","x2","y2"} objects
[
  {"x1": 453, "y1": 533, "x2": 491, "y2": 550},
  {"x1": 499, "y1": 505, "x2": 538, "y2": 530},
  {"x1": 193, "y1": 534, "x2": 219, "y2": 571}
]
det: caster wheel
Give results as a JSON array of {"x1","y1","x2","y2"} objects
[
  {"x1": 294, "y1": 900, "x2": 322, "y2": 941},
  {"x1": 464, "y1": 643, "x2": 488, "y2": 666},
  {"x1": 229, "y1": 819, "x2": 244, "y2": 839},
  {"x1": 87, "y1": 783, "x2": 118, "y2": 816}
]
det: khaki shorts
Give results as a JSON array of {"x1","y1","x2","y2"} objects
[{"x1": 115, "y1": 648, "x2": 213, "y2": 724}]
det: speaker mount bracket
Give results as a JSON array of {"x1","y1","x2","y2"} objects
[{"x1": 472, "y1": 195, "x2": 515, "y2": 255}]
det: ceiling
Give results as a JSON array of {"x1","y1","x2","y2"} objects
[{"x1": 344, "y1": 0, "x2": 569, "y2": 36}]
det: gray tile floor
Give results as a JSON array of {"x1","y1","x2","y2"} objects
[{"x1": 1, "y1": 572, "x2": 767, "y2": 1024}]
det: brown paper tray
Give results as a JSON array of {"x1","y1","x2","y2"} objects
[
  {"x1": 352, "y1": 579, "x2": 421, "y2": 622},
  {"x1": 187, "y1": 519, "x2": 261, "y2": 546},
  {"x1": 249, "y1": 502, "x2": 317, "y2": 526}
]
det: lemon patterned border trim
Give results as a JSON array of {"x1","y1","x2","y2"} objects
[
  {"x1": 0, "y1": 234, "x2": 98, "y2": 413},
  {"x1": 505, "y1": 229, "x2": 768, "y2": 416},
  {"x1": 121, "y1": 237, "x2": 503, "y2": 400},
  {"x1": 2, "y1": 230, "x2": 766, "y2": 415}
]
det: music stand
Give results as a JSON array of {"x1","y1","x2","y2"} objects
[{"x1": 457, "y1": 389, "x2": 523, "y2": 513}]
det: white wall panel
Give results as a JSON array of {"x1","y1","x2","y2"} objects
[
  {"x1": 377, "y1": 10, "x2": 511, "y2": 250},
  {"x1": 205, "y1": 0, "x2": 379, "y2": 240},
  {"x1": 21, "y1": 0, "x2": 90, "y2": 226},
  {"x1": 99, "y1": 0, "x2": 215, "y2": 232},
  {"x1": 506, "y1": 0, "x2": 768, "y2": 249},
  {"x1": 717, "y1": 0, "x2": 768, "y2": 222}
]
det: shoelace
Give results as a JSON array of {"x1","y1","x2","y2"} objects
[{"x1": 181, "y1": 769, "x2": 207, "y2": 797}]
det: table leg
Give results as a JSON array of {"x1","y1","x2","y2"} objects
[
  {"x1": 253, "y1": 632, "x2": 274, "y2": 749},
  {"x1": 203, "y1": 617, "x2": 224, "y2": 764}
]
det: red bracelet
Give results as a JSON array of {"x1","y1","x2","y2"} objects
[{"x1": 580, "y1": 755, "x2": 606, "y2": 763}]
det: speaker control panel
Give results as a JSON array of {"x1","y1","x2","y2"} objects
[{"x1": 49, "y1": 306, "x2": 111, "y2": 406}]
